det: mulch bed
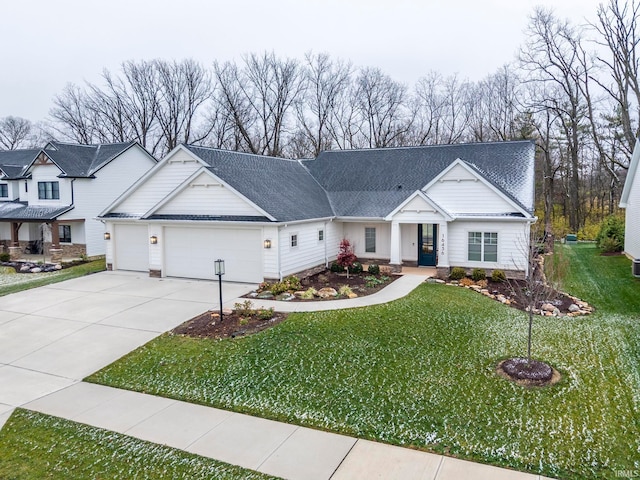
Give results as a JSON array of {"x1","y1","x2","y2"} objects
[
  {"x1": 172, "y1": 310, "x2": 288, "y2": 340},
  {"x1": 484, "y1": 278, "x2": 577, "y2": 313},
  {"x1": 496, "y1": 358, "x2": 562, "y2": 387},
  {"x1": 299, "y1": 270, "x2": 397, "y2": 297}
]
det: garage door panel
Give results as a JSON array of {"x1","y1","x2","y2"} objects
[
  {"x1": 115, "y1": 224, "x2": 149, "y2": 272},
  {"x1": 164, "y1": 228, "x2": 262, "y2": 283}
]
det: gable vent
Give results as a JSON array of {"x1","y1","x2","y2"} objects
[{"x1": 633, "y1": 259, "x2": 640, "y2": 278}]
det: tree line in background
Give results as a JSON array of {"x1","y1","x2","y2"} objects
[{"x1": 1, "y1": 0, "x2": 639, "y2": 238}]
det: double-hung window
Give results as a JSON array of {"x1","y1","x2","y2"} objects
[
  {"x1": 38, "y1": 181, "x2": 59, "y2": 200},
  {"x1": 468, "y1": 232, "x2": 498, "y2": 262},
  {"x1": 0, "y1": 184, "x2": 7, "y2": 198}
]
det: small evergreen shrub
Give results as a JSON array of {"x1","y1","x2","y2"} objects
[
  {"x1": 471, "y1": 268, "x2": 486, "y2": 282},
  {"x1": 599, "y1": 236, "x2": 621, "y2": 253},
  {"x1": 350, "y1": 262, "x2": 363, "y2": 274},
  {"x1": 269, "y1": 275, "x2": 301, "y2": 295},
  {"x1": 330, "y1": 261, "x2": 345, "y2": 273},
  {"x1": 338, "y1": 285, "x2": 353, "y2": 296},
  {"x1": 300, "y1": 287, "x2": 317, "y2": 299},
  {"x1": 449, "y1": 267, "x2": 466, "y2": 281},
  {"x1": 257, "y1": 307, "x2": 275, "y2": 320},
  {"x1": 0, "y1": 252, "x2": 10, "y2": 262},
  {"x1": 367, "y1": 263, "x2": 380, "y2": 275},
  {"x1": 596, "y1": 215, "x2": 625, "y2": 252},
  {"x1": 491, "y1": 269, "x2": 506, "y2": 282}
]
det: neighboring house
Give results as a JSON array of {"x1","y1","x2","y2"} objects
[
  {"x1": 0, "y1": 141, "x2": 157, "y2": 261},
  {"x1": 100, "y1": 141, "x2": 536, "y2": 283},
  {"x1": 620, "y1": 139, "x2": 640, "y2": 273}
]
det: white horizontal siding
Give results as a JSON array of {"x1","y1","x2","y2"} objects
[
  {"x1": 447, "y1": 220, "x2": 529, "y2": 271},
  {"x1": 156, "y1": 172, "x2": 260, "y2": 216},
  {"x1": 116, "y1": 151, "x2": 200, "y2": 215},
  {"x1": 59, "y1": 146, "x2": 156, "y2": 256},
  {"x1": 279, "y1": 221, "x2": 332, "y2": 277},
  {"x1": 624, "y1": 161, "x2": 640, "y2": 259},
  {"x1": 425, "y1": 163, "x2": 515, "y2": 214}
]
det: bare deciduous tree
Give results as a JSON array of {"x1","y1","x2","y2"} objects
[{"x1": 0, "y1": 116, "x2": 34, "y2": 149}]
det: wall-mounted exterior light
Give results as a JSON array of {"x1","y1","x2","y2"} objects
[
  {"x1": 264, "y1": 239, "x2": 272, "y2": 249},
  {"x1": 104, "y1": 232, "x2": 111, "y2": 240},
  {"x1": 150, "y1": 235, "x2": 158, "y2": 244}
]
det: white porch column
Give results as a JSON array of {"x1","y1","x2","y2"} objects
[
  {"x1": 390, "y1": 221, "x2": 402, "y2": 265},
  {"x1": 438, "y1": 222, "x2": 449, "y2": 267}
]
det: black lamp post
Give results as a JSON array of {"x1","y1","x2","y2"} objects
[{"x1": 214, "y1": 259, "x2": 225, "y2": 321}]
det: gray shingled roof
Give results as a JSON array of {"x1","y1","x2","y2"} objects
[
  {"x1": 147, "y1": 214, "x2": 271, "y2": 222},
  {"x1": 0, "y1": 201, "x2": 73, "y2": 221},
  {"x1": 185, "y1": 146, "x2": 334, "y2": 222},
  {"x1": 302, "y1": 141, "x2": 535, "y2": 217},
  {"x1": 43, "y1": 141, "x2": 141, "y2": 177},
  {"x1": 0, "y1": 149, "x2": 39, "y2": 179}
]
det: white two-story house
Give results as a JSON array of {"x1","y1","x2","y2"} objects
[{"x1": 0, "y1": 141, "x2": 157, "y2": 261}]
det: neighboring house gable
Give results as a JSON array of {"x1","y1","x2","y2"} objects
[{"x1": 620, "y1": 138, "x2": 640, "y2": 261}]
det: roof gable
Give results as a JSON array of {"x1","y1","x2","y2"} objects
[
  {"x1": 0, "y1": 149, "x2": 40, "y2": 179},
  {"x1": 143, "y1": 168, "x2": 274, "y2": 220},
  {"x1": 384, "y1": 190, "x2": 453, "y2": 221},
  {"x1": 423, "y1": 159, "x2": 530, "y2": 217}
]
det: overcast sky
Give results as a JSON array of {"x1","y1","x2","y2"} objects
[{"x1": 1, "y1": 0, "x2": 604, "y2": 123}]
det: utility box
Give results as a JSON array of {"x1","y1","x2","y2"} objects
[
  {"x1": 633, "y1": 259, "x2": 640, "y2": 278},
  {"x1": 565, "y1": 234, "x2": 578, "y2": 244}
]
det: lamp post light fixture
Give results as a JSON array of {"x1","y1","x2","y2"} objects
[{"x1": 214, "y1": 259, "x2": 225, "y2": 321}]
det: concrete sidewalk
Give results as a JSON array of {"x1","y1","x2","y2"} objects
[
  {"x1": 1, "y1": 271, "x2": 554, "y2": 479},
  {"x1": 24, "y1": 382, "x2": 551, "y2": 480},
  {"x1": 241, "y1": 273, "x2": 429, "y2": 312}
]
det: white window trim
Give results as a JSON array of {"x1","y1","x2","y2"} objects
[
  {"x1": 290, "y1": 233, "x2": 298, "y2": 249},
  {"x1": 317, "y1": 228, "x2": 324, "y2": 243},
  {"x1": 365, "y1": 227, "x2": 376, "y2": 254},
  {"x1": 467, "y1": 231, "x2": 499, "y2": 263}
]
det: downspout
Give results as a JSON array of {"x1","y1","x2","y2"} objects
[
  {"x1": 324, "y1": 221, "x2": 328, "y2": 267},
  {"x1": 277, "y1": 225, "x2": 282, "y2": 281}
]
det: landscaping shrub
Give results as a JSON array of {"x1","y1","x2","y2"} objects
[
  {"x1": 491, "y1": 269, "x2": 506, "y2": 282},
  {"x1": 300, "y1": 288, "x2": 317, "y2": 299},
  {"x1": 364, "y1": 275, "x2": 389, "y2": 288},
  {"x1": 336, "y1": 239, "x2": 357, "y2": 271},
  {"x1": 269, "y1": 275, "x2": 301, "y2": 295},
  {"x1": 257, "y1": 307, "x2": 275, "y2": 320},
  {"x1": 0, "y1": 252, "x2": 10, "y2": 262},
  {"x1": 599, "y1": 236, "x2": 621, "y2": 253},
  {"x1": 471, "y1": 268, "x2": 486, "y2": 282},
  {"x1": 330, "y1": 261, "x2": 345, "y2": 273},
  {"x1": 338, "y1": 285, "x2": 353, "y2": 297},
  {"x1": 459, "y1": 277, "x2": 474, "y2": 287},
  {"x1": 350, "y1": 262, "x2": 363, "y2": 274},
  {"x1": 449, "y1": 267, "x2": 466, "y2": 280},
  {"x1": 234, "y1": 300, "x2": 254, "y2": 317},
  {"x1": 596, "y1": 215, "x2": 625, "y2": 252},
  {"x1": 367, "y1": 264, "x2": 380, "y2": 275}
]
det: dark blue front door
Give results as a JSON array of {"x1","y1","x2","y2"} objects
[{"x1": 418, "y1": 224, "x2": 437, "y2": 266}]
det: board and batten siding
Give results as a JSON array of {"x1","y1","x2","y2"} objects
[
  {"x1": 263, "y1": 225, "x2": 280, "y2": 279},
  {"x1": 624, "y1": 159, "x2": 640, "y2": 259},
  {"x1": 115, "y1": 151, "x2": 200, "y2": 215},
  {"x1": 61, "y1": 147, "x2": 156, "y2": 256},
  {"x1": 447, "y1": 220, "x2": 529, "y2": 271},
  {"x1": 155, "y1": 172, "x2": 261, "y2": 216},
  {"x1": 425, "y1": 163, "x2": 515, "y2": 214},
  {"x1": 278, "y1": 221, "x2": 336, "y2": 277},
  {"x1": 343, "y1": 222, "x2": 391, "y2": 260}
]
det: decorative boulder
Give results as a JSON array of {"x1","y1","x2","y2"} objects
[
  {"x1": 317, "y1": 287, "x2": 338, "y2": 298},
  {"x1": 30, "y1": 267, "x2": 42, "y2": 273},
  {"x1": 257, "y1": 291, "x2": 275, "y2": 299},
  {"x1": 276, "y1": 292, "x2": 295, "y2": 301},
  {"x1": 541, "y1": 303, "x2": 555, "y2": 312},
  {"x1": 568, "y1": 304, "x2": 581, "y2": 313}
]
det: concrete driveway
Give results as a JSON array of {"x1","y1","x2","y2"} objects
[{"x1": 0, "y1": 271, "x2": 255, "y2": 428}]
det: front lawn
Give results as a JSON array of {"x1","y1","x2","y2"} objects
[
  {"x1": 0, "y1": 259, "x2": 106, "y2": 297},
  {"x1": 87, "y1": 244, "x2": 640, "y2": 479},
  {"x1": 0, "y1": 409, "x2": 276, "y2": 480}
]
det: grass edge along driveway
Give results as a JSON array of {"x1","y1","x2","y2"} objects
[
  {"x1": 86, "y1": 244, "x2": 640, "y2": 479},
  {"x1": 0, "y1": 409, "x2": 278, "y2": 480}
]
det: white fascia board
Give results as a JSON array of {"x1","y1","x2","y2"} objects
[
  {"x1": 97, "y1": 144, "x2": 206, "y2": 217},
  {"x1": 423, "y1": 158, "x2": 532, "y2": 218},
  {"x1": 384, "y1": 190, "x2": 453, "y2": 221},
  {"x1": 89, "y1": 142, "x2": 158, "y2": 177},
  {"x1": 140, "y1": 167, "x2": 277, "y2": 221},
  {"x1": 620, "y1": 138, "x2": 640, "y2": 207},
  {"x1": 452, "y1": 215, "x2": 537, "y2": 223}
]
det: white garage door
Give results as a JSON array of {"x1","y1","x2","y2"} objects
[
  {"x1": 114, "y1": 224, "x2": 149, "y2": 272},
  {"x1": 164, "y1": 227, "x2": 262, "y2": 282}
]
